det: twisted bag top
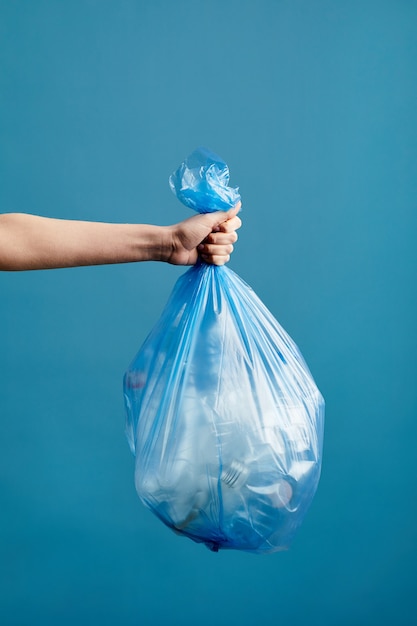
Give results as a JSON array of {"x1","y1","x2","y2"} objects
[{"x1": 124, "y1": 147, "x2": 325, "y2": 554}]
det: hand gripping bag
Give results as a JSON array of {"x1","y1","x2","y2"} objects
[{"x1": 124, "y1": 147, "x2": 325, "y2": 554}]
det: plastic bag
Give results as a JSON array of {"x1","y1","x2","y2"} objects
[{"x1": 124, "y1": 147, "x2": 325, "y2": 554}]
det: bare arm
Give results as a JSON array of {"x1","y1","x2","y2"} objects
[{"x1": 0, "y1": 205, "x2": 241, "y2": 271}]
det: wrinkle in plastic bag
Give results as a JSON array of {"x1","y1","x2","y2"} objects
[{"x1": 124, "y1": 147, "x2": 324, "y2": 554}]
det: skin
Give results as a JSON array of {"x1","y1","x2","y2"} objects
[{"x1": 0, "y1": 203, "x2": 242, "y2": 271}]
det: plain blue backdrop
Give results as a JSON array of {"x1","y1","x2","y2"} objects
[{"x1": 1, "y1": 1, "x2": 416, "y2": 625}]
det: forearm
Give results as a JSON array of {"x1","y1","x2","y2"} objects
[{"x1": 0, "y1": 213, "x2": 171, "y2": 270}]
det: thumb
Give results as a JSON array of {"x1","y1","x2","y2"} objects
[{"x1": 207, "y1": 201, "x2": 242, "y2": 231}]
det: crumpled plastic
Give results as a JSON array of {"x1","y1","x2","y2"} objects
[{"x1": 124, "y1": 147, "x2": 325, "y2": 553}]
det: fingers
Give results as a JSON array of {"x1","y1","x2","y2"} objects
[
  {"x1": 199, "y1": 251, "x2": 232, "y2": 266},
  {"x1": 198, "y1": 229, "x2": 237, "y2": 266},
  {"x1": 198, "y1": 241, "x2": 234, "y2": 255},
  {"x1": 203, "y1": 230, "x2": 238, "y2": 246},
  {"x1": 197, "y1": 202, "x2": 242, "y2": 266},
  {"x1": 203, "y1": 255, "x2": 231, "y2": 266}
]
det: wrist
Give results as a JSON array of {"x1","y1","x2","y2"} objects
[{"x1": 132, "y1": 224, "x2": 173, "y2": 263}]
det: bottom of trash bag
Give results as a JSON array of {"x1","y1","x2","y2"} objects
[
  {"x1": 204, "y1": 539, "x2": 290, "y2": 554},
  {"x1": 142, "y1": 495, "x2": 302, "y2": 554},
  {"x1": 168, "y1": 519, "x2": 294, "y2": 555},
  {"x1": 178, "y1": 530, "x2": 291, "y2": 555}
]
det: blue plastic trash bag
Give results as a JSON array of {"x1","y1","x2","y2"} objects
[{"x1": 124, "y1": 147, "x2": 325, "y2": 554}]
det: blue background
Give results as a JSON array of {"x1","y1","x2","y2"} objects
[{"x1": 1, "y1": 1, "x2": 416, "y2": 624}]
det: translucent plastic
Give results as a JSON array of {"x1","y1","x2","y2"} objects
[{"x1": 124, "y1": 148, "x2": 325, "y2": 553}]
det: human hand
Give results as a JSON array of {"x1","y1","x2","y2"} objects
[{"x1": 166, "y1": 202, "x2": 242, "y2": 266}]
